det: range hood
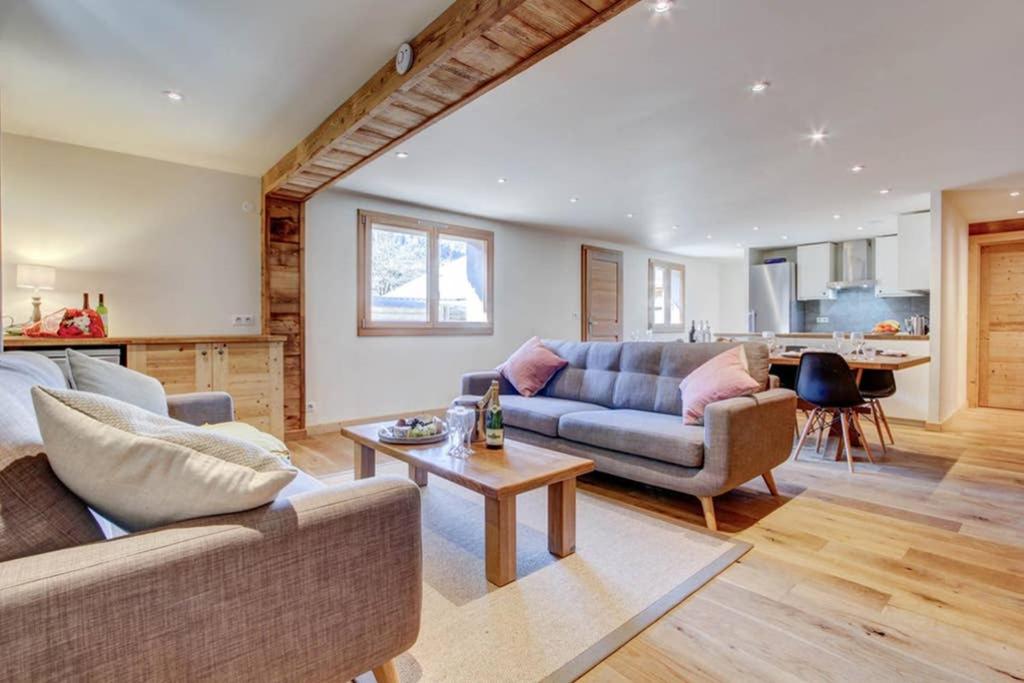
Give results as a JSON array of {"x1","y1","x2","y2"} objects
[{"x1": 827, "y1": 239, "x2": 876, "y2": 290}]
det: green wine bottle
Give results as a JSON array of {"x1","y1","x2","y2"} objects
[
  {"x1": 96, "y1": 293, "x2": 109, "y2": 335},
  {"x1": 484, "y1": 380, "x2": 504, "y2": 449}
]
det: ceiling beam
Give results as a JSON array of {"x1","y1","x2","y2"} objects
[{"x1": 262, "y1": 0, "x2": 642, "y2": 199}]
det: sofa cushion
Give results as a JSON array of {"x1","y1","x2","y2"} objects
[
  {"x1": 66, "y1": 348, "x2": 168, "y2": 416},
  {"x1": 680, "y1": 346, "x2": 762, "y2": 425},
  {"x1": 0, "y1": 352, "x2": 103, "y2": 562},
  {"x1": 454, "y1": 394, "x2": 608, "y2": 437},
  {"x1": 497, "y1": 336, "x2": 567, "y2": 397},
  {"x1": 558, "y1": 409, "x2": 705, "y2": 468},
  {"x1": 32, "y1": 387, "x2": 297, "y2": 532},
  {"x1": 539, "y1": 340, "x2": 622, "y2": 406}
]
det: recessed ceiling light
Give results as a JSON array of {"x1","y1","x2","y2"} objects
[
  {"x1": 808, "y1": 129, "x2": 828, "y2": 144},
  {"x1": 672, "y1": 224, "x2": 679, "y2": 231},
  {"x1": 879, "y1": 188, "x2": 891, "y2": 195},
  {"x1": 162, "y1": 90, "x2": 183, "y2": 101},
  {"x1": 706, "y1": 234, "x2": 713, "y2": 240},
  {"x1": 752, "y1": 226, "x2": 760, "y2": 231},
  {"x1": 736, "y1": 242, "x2": 744, "y2": 247},
  {"x1": 833, "y1": 213, "x2": 841, "y2": 220},
  {"x1": 857, "y1": 225, "x2": 864, "y2": 231},
  {"x1": 1011, "y1": 191, "x2": 1021, "y2": 197},
  {"x1": 395, "y1": 151, "x2": 409, "y2": 159},
  {"x1": 851, "y1": 164, "x2": 865, "y2": 173},
  {"x1": 750, "y1": 80, "x2": 770, "y2": 94},
  {"x1": 781, "y1": 235, "x2": 789, "y2": 240},
  {"x1": 569, "y1": 196, "x2": 579, "y2": 203},
  {"x1": 497, "y1": 177, "x2": 508, "y2": 184},
  {"x1": 650, "y1": 0, "x2": 674, "y2": 13}
]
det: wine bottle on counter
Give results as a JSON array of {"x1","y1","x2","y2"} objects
[
  {"x1": 96, "y1": 293, "x2": 109, "y2": 334},
  {"x1": 82, "y1": 292, "x2": 90, "y2": 310},
  {"x1": 485, "y1": 380, "x2": 505, "y2": 449},
  {"x1": 688, "y1": 320, "x2": 696, "y2": 343}
]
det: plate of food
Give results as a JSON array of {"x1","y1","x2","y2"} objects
[{"x1": 378, "y1": 415, "x2": 449, "y2": 445}]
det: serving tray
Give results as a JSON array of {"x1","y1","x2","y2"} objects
[{"x1": 378, "y1": 426, "x2": 450, "y2": 445}]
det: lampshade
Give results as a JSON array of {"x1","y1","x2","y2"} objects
[{"x1": 16, "y1": 264, "x2": 57, "y2": 291}]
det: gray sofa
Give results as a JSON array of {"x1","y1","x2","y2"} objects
[
  {"x1": 458, "y1": 341, "x2": 796, "y2": 530},
  {"x1": 0, "y1": 351, "x2": 421, "y2": 681}
]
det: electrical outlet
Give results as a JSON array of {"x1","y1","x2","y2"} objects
[
  {"x1": 816, "y1": 316, "x2": 830, "y2": 324},
  {"x1": 306, "y1": 401, "x2": 316, "y2": 413},
  {"x1": 232, "y1": 314, "x2": 255, "y2": 327}
]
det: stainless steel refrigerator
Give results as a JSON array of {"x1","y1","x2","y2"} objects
[{"x1": 748, "y1": 262, "x2": 802, "y2": 333}]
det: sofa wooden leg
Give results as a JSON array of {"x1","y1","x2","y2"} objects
[
  {"x1": 698, "y1": 496, "x2": 717, "y2": 531},
  {"x1": 372, "y1": 659, "x2": 400, "y2": 683},
  {"x1": 762, "y1": 470, "x2": 779, "y2": 497}
]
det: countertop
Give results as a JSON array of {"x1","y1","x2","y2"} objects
[
  {"x1": 718, "y1": 332, "x2": 930, "y2": 342},
  {"x1": 2, "y1": 334, "x2": 288, "y2": 347}
]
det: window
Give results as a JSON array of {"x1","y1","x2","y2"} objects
[
  {"x1": 648, "y1": 259, "x2": 685, "y2": 333},
  {"x1": 358, "y1": 210, "x2": 494, "y2": 336}
]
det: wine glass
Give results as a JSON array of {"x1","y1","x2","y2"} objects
[
  {"x1": 831, "y1": 331, "x2": 845, "y2": 354},
  {"x1": 761, "y1": 330, "x2": 777, "y2": 354},
  {"x1": 850, "y1": 331, "x2": 865, "y2": 356},
  {"x1": 458, "y1": 407, "x2": 476, "y2": 456},
  {"x1": 446, "y1": 406, "x2": 471, "y2": 458}
]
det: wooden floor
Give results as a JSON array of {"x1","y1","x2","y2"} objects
[{"x1": 289, "y1": 409, "x2": 1024, "y2": 682}]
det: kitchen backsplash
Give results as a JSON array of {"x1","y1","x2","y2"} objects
[{"x1": 800, "y1": 288, "x2": 930, "y2": 333}]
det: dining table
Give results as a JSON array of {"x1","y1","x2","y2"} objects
[{"x1": 768, "y1": 350, "x2": 931, "y2": 451}]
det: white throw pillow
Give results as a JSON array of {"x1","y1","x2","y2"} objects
[
  {"x1": 31, "y1": 387, "x2": 297, "y2": 531},
  {"x1": 66, "y1": 348, "x2": 168, "y2": 416}
]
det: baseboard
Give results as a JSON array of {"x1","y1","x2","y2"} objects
[
  {"x1": 305, "y1": 407, "x2": 448, "y2": 436},
  {"x1": 924, "y1": 405, "x2": 968, "y2": 433},
  {"x1": 886, "y1": 416, "x2": 926, "y2": 428}
]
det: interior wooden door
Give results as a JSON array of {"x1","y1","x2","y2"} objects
[
  {"x1": 581, "y1": 245, "x2": 624, "y2": 341},
  {"x1": 978, "y1": 240, "x2": 1024, "y2": 409}
]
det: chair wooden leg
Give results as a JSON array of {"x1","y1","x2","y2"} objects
[
  {"x1": 698, "y1": 496, "x2": 717, "y2": 531},
  {"x1": 839, "y1": 410, "x2": 855, "y2": 473},
  {"x1": 762, "y1": 469, "x2": 779, "y2": 497},
  {"x1": 372, "y1": 659, "x2": 400, "y2": 683},
  {"x1": 876, "y1": 400, "x2": 896, "y2": 445},
  {"x1": 815, "y1": 412, "x2": 827, "y2": 453},
  {"x1": 792, "y1": 408, "x2": 818, "y2": 460},
  {"x1": 870, "y1": 402, "x2": 888, "y2": 454},
  {"x1": 852, "y1": 412, "x2": 875, "y2": 464}
]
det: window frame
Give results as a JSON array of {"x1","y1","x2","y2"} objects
[
  {"x1": 357, "y1": 209, "x2": 494, "y2": 337},
  {"x1": 648, "y1": 258, "x2": 686, "y2": 333}
]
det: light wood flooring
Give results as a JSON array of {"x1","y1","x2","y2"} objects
[{"x1": 289, "y1": 409, "x2": 1024, "y2": 682}]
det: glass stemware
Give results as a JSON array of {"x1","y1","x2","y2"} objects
[
  {"x1": 446, "y1": 406, "x2": 473, "y2": 458},
  {"x1": 831, "y1": 331, "x2": 845, "y2": 354},
  {"x1": 850, "y1": 331, "x2": 865, "y2": 356},
  {"x1": 762, "y1": 330, "x2": 777, "y2": 354}
]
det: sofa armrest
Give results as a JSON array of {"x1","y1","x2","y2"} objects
[
  {"x1": 0, "y1": 477, "x2": 422, "y2": 681},
  {"x1": 166, "y1": 391, "x2": 234, "y2": 425},
  {"x1": 698, "y1": 388, "x2": 796, "y2": 497},
  {"x1": 460, "y1": 370, "x2": 515, "y2": 396}
]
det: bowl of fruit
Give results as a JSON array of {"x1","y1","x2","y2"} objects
[
  {"x1": 872, "y1": 320, "x2": 900, "y2": 335},
  {"x1": 379, "y1": 415, "x2": 448, "y2": 445}
]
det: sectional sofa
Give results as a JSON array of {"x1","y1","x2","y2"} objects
[{"x1": 457, "y1": 340, "x2": 796, "y2": 530}]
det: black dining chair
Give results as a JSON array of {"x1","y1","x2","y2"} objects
[
  {"x1": 858, "y1": 370, "x2": 897, "y2": 452},
  {"x1": 792, "y1": 352, "x2": 875, "y2": 472}
]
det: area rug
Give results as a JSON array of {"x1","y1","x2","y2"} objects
[{"x1": 329, "y1": 461, "x2": 749, "y2": 682}]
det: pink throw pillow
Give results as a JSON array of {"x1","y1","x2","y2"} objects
[
  {"x1": 679, "y1": 346, "x2": 761, "y2": 425},
  {"x1": 498, "y1": 337, "x2": 568, "y2": 397}
]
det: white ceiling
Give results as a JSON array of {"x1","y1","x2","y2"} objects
[
  {"x1": 0, "y1": 0, "x2": 451, "y2": 174},
  {"x1": 338, "y1": 0, "x2": 1024, "y2": 257},
  {"x1": 948, "y1": 171, "x2": 1024, "y2": 224},
  {"x1": 3, "y1": 0, "x2": 1024, "y2": 257}
]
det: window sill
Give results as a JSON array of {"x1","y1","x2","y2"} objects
[{"x1": 358, "y1": 325, "x2": 494, "y2": 338}]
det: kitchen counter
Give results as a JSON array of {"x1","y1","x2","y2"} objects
[
  {"x1": 718, "y1": 332, "x2": 929, "y2": 342},
  {"x1": 3, "y1": 334, "x2": 287, "y2": 347}
]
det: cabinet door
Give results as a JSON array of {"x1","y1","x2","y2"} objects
[
  {"x1": 874, "y1": 235, "x2": 900, "y2": 295},
  {"x1": 797, "y1": 243, "x2": 835, "y2": 300},
  {"x1": 127, "y1": 343, "x2": 213, "y2": 394},
  {"x1": 898, "y1": 212, "x2": 931, "y2": 290},
  {"x1": 211, "y1": 343, "x2": 284, "y2": 438}
]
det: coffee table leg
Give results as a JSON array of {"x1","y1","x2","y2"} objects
[
  {"x1": 485, "y1": 496, "x2": 516, "y2": 586},
  {"x1": 409, "y1": 464, "x2": 428, "y2": 487},
  {"x1": 354, "y1": 444, "x2": 375, "y2": 479},
  {"x1": 548, "y1": 479, "x2": 577, "y2": 557}
]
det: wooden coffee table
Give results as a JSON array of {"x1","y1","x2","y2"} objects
[{"x1": 340, "y1": 421, "x2": 595, "y2": 586}]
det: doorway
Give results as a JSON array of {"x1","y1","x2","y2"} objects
[
  {"x1": 968, "y1": 228, "x2": 1024, "y2": 410},
  {"x1": 581, "y1": 245, "x2": 623, "y2": 342}
]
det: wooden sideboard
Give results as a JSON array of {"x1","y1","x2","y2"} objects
[{"x1": 3, "y1": 335, "x2": 287, "y2": 438}]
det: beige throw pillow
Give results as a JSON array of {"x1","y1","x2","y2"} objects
[
  {"x1": 31, "y1": 387, "x2": 297, "y2": 532},
  {"x1": 202, "y1": 421, "x2": 291, "y2": 462}
]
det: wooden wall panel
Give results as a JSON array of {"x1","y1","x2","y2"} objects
[{"x1": 263, "y1": 196, "x2": 305, "y2": 437}]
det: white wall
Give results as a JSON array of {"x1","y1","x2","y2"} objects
[
  {"x1": 1, "y1": 134, "x2": 261, "y2": 336},
  {"x1": 716, "y1": 260, "x2": 748, "y2": 332},
  {"x1": 928, "y1": 191, "x2": 969, "y2": 424},
  {"x1": 305, "y1": 189, "x2": 735, "y2": 424}
]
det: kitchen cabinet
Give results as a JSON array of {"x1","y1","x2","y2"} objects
[
  {"x1": 874, "y1": 235, "x2": 923, "y2": 298},
  {"x1": 797, "y1": 243, "x2": 837, "y2": 301},
  {"x1": 897, "y1": 211, "x2": 931, "y2": 291},
  {"x1": 127, "y1": 339, "x2": 284, "y2": 438}
]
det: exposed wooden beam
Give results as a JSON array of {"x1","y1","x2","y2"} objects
[{"x1": 261, "y1": 0, "x2": 642, "y2": 199}]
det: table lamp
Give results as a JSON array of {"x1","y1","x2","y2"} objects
[{"x1": 16, "y1": 264, "x2": 57, "y2": 323}]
